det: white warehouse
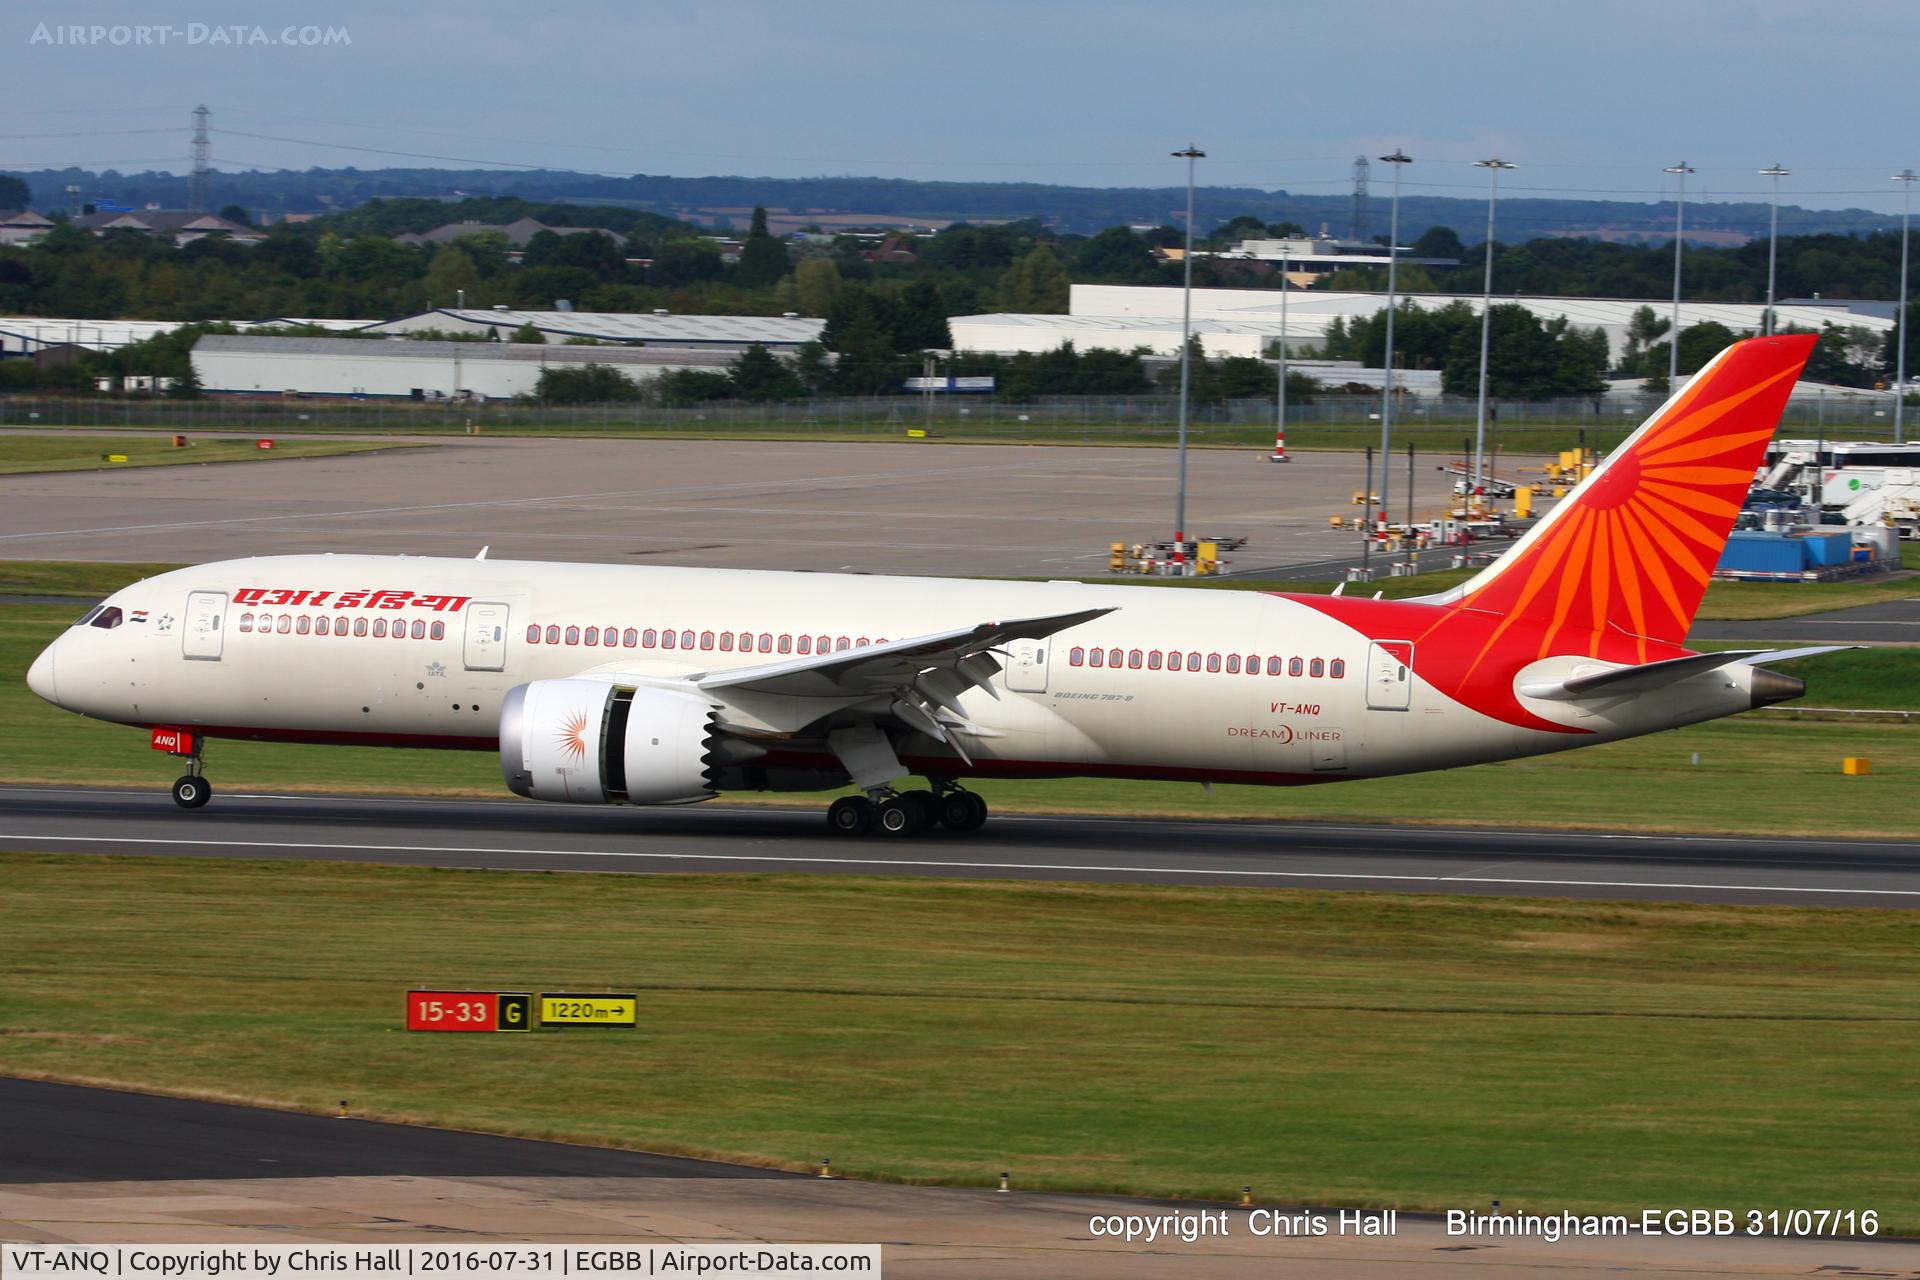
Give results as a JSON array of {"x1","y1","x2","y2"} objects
[
  {"x1": 951, "y1": 285, "x2": 1895, "y2": 367},
  {"x1": 193, "y1": 335, "x2": 743, "y2": 400},
  {"x1": 366, "y1": 308, "x2": 825, "y2": 348}
]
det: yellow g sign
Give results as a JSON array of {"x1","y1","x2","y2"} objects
[{"x1": 497, "y1": 993, "x2": 533, "y2": 1032}]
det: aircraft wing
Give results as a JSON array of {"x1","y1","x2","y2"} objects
[
  {"x1": 696, "y1": 606, "x2": 1112, "y2": 698},
  {"x1": 680, "y1": 606, "x2": 1114, "y2": 763}
]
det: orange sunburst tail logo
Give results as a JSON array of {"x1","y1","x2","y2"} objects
[{"x1": 1452, "y1": 333, "x2": 1815, "y2": 649}]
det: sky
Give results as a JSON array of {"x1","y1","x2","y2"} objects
[{"x1": 4, "y1": 0, "x2": 1918, "y2": 215}]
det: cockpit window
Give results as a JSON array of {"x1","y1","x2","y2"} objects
[
  {"x1": 89, "y1": 606, "x2": 125, "y2": 630},
  {"x1": 73, "y1": 606, "x2": 103, "y2": 627}
]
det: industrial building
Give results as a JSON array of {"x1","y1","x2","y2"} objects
[
  {"x1": 0, "y1": 317, "x2": 189, "y2": 356},
  {"x1": 0, "y1": 316, "x2": 376, "y2": 358},
  {"x1": 366, "y1": 308, "x2": 825, "y2": 348},
  {"x1": 191, "y1": 334, "x2": 744, "y2": 400},
  {"x1": 951, "y1": 285, "x2": 1899, "y2": 391}
]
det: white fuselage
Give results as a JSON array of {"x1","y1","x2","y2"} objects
[{"x1": 29, "y1": 554, "x2": 1758, "y2": 791}]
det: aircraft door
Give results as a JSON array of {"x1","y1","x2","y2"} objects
[
  {"x1": 1005, "y1": 638, "x2": 1049, "y2": 693},
  {"x1": 182, "y1": 591, "x2": 227, "y2": 661},
  {"x1": 463, "y1": 601, "x2": 511, "y2": 672},
  {"x1": 1366, "y1": 641, "x2": 1414, "y2": 711}
]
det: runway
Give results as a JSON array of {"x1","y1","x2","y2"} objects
[
  {"x1": 0, "y1": 1078, "x2": 788, "y2": 1184},
  {"x1": 5, "y1": 785, "x2": 1919, "y2": 906},
  {"x1": 1690, "y1": 595, "x2": 1920, "y2": 645}
]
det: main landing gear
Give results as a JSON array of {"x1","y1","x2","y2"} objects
[{"x1": 827, "y1": 780, "x2": 987, "y2": 838}]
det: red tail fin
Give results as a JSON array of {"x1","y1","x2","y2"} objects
[{"x1": 1447, "y1": 333, "x2": 1815, "y2": 653}]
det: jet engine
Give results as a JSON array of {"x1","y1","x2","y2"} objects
[{"x1": 500, "y1": 679, "x2": 724, "y2": 804}]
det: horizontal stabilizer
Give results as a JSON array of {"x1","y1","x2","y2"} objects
[{"x1": 1519, "y1": 645, "x2": 1858, "y2": 702}]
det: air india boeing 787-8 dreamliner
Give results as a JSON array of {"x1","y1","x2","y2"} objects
[{"x1": 26, "y1": 334, "x2": 1846, "y2": 836}]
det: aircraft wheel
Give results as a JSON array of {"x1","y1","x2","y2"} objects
[
  {"x1": 898, "y1": 789, "x2": 937, "y2": 831},
  {"x1": 827, "y1": 796, "x2": 873, "y2": 836},
  {"x1": 171, "y1": 775, "x2": 212, "y2": 809},
  {"x1": 962, "y1": 792, "x2": 990, "y2": 832},
  {"x1": 876, "y1": 797, "x2": 923, "y2": 837},
  {"x1": 938, "y1": 790, "x2": 987, "y2": 832}
]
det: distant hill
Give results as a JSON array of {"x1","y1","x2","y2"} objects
[{"x1": 4, "y1": 165, "x2": 1902, "y2": 244}]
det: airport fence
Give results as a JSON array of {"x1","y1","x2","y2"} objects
[{"x1": 0, "y1": 389, "x2": 1908, "y2": 448}]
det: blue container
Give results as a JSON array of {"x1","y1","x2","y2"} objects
[
  {"x1": 1798, "y1": 532, "x2": 1852, "y2": 567},
  {"x1": 1718, "y1": 532, "x2": 1806, "y2": 574}
]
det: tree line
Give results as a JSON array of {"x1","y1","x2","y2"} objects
[{"x1": 2, "y1": 192, "x2": 1915, "y2": 397}]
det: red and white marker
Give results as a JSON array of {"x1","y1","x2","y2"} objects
[{"x1": 1267, "y1": 422, "x2": 1290, "y2": 463}]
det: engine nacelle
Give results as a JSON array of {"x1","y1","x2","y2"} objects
[{"x1": 500, "y1": 679, "x2": 721, "y2": 805}]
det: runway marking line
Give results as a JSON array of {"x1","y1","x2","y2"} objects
[
  {"x1": 6, "y1": 785, "x2": 1917, "y2": 854},
  {"x1": 2, "y1": 832, "x2": 1917, "y2": 898}
]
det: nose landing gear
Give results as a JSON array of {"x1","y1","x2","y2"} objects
[
  {"x1": 168, "y1": 743, "x2": 211, "y2": 809},
  {"x1": 171, "y1": 774, "x2": 212, "y2": 809}
]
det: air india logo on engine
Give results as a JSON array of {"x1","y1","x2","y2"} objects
[{"x1": 556, "y1": 710, "x2": 590, "y2": 762}]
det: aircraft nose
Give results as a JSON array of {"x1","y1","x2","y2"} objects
[{"x1": 26, "y1": 641, "x2": 57, "y2": 705}]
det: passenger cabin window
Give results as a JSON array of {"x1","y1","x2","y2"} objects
[
  {"x1": 1089, "y1": 648, "x2": 1104, "y2": 668},
  {"x1": 719, "y1": 632, "x2": 733, "y2": 651},
  {"x1": 798, "y1": 636, "x2": 812, "y2": 654},
  {"x1": 278, "y1": 615, "x2": 293, "y2": 635},
  {"x1": 759, "y1": 633, "x2": 774, "y2": 652},
  {"x1": 1129, "y1": 649, "x2": 1142, "y2": 669},
  {"x1": 565, "y1": 625, "x2": 580, "y2": 645},
  {"x1": 1289, "y1": 657, "x2": 1303, "y2": 676},
  {"x1": 527, "y1": 624, "x2": 541, "y2": 643},
  {"x1": 545, "y1": 625, "x2": 559, "y2": 644},
  {"x1": 357, "y1": 618, "x2": 370, "y2": 637},
  {"x1": 1206, "y1": 653, "x2": 1221, "y2": 672},
  {"x1": 412, "y1": 619, "x2": 427, "y2": 639},
  {"x1": 1069, "y1": 646, "x2": 1085, "y2": 666},
  {"x1": 662, "y1": 630, "x2": 677, "y2": 650},
  {"x1": 1330, "y1": 658, "x2": 1346, "y2": 678},
  {"x1": 700, "y1": 631, "x2": 714, "y2": 651},
  {"x1": 239, "y1": 613, "x2": 254, "y2": 634},
  {"x1": 1310, "y1": 658, "x2": 1325, "y2": 677},
  {"x1": 1148, "y1": 651, "x2": 1163, "y2": 670},
  {"x1": 644, "y1": 629, "x2": 658, "y2": 648},
  {"x1": 584, "y1": 627, "x2": 599, "y2": 646},
  {"x1": 624, "y1": 628, "x2": 638, "y2": 648},
  {"x1": 1226, "y1": 654, "x2": 1240, "y2": 674},
  {"x1": 315, "y1": 616, "x2": 329, "y2": 635}
]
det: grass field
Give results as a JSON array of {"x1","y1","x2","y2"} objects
[
  {"x1": 0, "y1": 854, "x2": 1913, "y2": 1224},
  {"x1": 7, "y1": 598, "x2": 1915, "y2": 835},
  {"x1": 0, "y1": 434, "x2": 421, "y2": 475}
]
